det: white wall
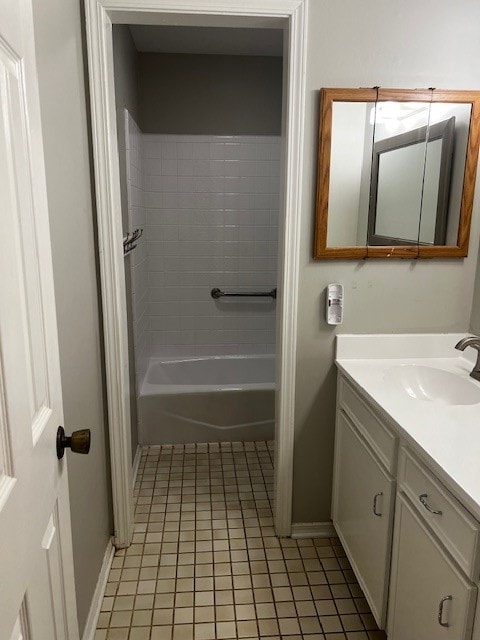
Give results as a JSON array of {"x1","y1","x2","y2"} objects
[
  {"x1": 293, "y1": 0, "x2": 480, "y2": 524},
  {"x1": 142, "y1": 134, "x2": 280, "y2": 358}
]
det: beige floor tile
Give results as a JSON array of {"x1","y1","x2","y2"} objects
[
  {"x1": 215, "y1": 605, "x2": 235, "y2": 622},
  {"x1": 113, "y1": 595, "x2": 134, "y2": 611},
  {"x1": 215, "y1": 621, "x2": 236, "y2": 639},
  {"x1": 153, "y1": 609, "x2": 174, "y2": 626},
  {"x1": 150, "y1": 625, "x2": 172, "y2": 640},
  {"x1": 278, "y1": 617, "x2": 301, "y2": 635},
  {"x1": 275, "y1": 602, "x2": 296, "y2": 618},
  {"x1": 320, "y1": 614, "x2": 343, "y2": 634},
  {"x1": 236, "y1": 620, "x2": 257, "y2": 637},
  {"x1": 257, "y1": 618, "x2": 279, "y2": 635},
  {"x1": 194, "y1": 607, "x2": 215, "y2": 623},
  {"x1": 335, "y1": 599, "x2": 357, "y2": 615},
  {"x1": 175, "y1": 608, "x2": 194, "y2": 625},
  {"x1": 131, "y1": 609, "x2": 152, "y2": 626},
  {"x1": 299, "y1": 616, "x2": 322, "y2": 634},
  {"x1": 106, "y1": 629, "x2": 129, "y2": 640},
  {"x1": 96, "y1": 442, "x2": 381, "y2": 640},
  {"x1": 234, "y1": 589, "x2": 254, "y2": 604},
  {"x1": 235, "y1": 604, "x2": 256, "y2": 621},
  {"x1": 315, "y1": 599, "x2": 337, "y2": 616},
  {"x1": 176, "y1": 593, "x2": 194, "y2": 608},
  {"x1": 194, "y1": 622, "x2": 215, "y2": 640},
  {"x1": 172, "y1": 624, "x2": 194, "y2": 640},
  {"x1": 97, "y1": 612, "x2": 110, "y2": 629},
  {"x1": 215, "y1": 591, "x2": 234, "y2": 606},
  {"x1": 129, "y1": 628, "x2": 151, "y2": 640},
  {"x1": 109, "y1": 611, "x2": 132, "y2": 628},
  {"x1": 117, "y1": 582, "x2": 137, "y2": 596}
]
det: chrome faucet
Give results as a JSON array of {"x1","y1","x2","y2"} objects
[{"x1": 455, "y1": 336, "x2": 480, "y2": 381}]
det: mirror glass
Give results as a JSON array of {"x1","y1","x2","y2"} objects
[
  {"x1": 368, "y1": 100, "x2": 432, "y2": 247},
  {"x1": 326, "y1": 101, "x2": 374, "y2": 247},
  {"x1": 368, "y1": 102, "x2": 472, "y2": 247},
  {"x1": 422, "y1": 103, "x2": 472, "y2": 245},
  {"x1": 315, "y1": 88, "x2": 480, "y2": 259}
]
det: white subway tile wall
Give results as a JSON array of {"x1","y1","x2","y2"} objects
[
  {"x1": 126, "y1": 111, "x2": 149, "y2": 386},
  {"x1": 143, "y1": 134, "x2": 280, "y2": 359},
  {"x1": 125, "y1": 121, "x2": 280, "y2": 369}
]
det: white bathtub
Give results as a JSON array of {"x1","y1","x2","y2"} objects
[{"x1": 139, "y1": 355, "x2": 275, "y2": 444}]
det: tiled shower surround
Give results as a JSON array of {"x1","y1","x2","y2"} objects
[
  {"x1": 125, "y1": 112, "x2": 280, "y2": 378},
  {"x1": 126, "y1": 112, "x2": 149, "y2": 383}
]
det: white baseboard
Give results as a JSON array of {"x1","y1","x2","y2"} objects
[
  {"x1": 291, "y1": 522, "x2": 336, "y2": 539},
  {"x1": 81, "y1": 537, "x2": 114, "y2": 640},
  {"x1": 132, "y1": 444, "x2": 142, "y2": 489}
]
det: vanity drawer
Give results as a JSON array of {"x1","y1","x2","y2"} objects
[
  {"x1": 399, "y1": 447, "x2": 480, "y2": 580},
  {"x1": 338, "y1": 376, "x2": 397, "y2": 473}
]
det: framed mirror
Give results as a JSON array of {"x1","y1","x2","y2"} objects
[{"x1": 314, "y1": 88, "x2": 480, "y2": 259}]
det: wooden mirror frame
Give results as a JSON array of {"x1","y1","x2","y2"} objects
[{"x1": 314, "y1": 88, "x2": 480, "y2": 259}]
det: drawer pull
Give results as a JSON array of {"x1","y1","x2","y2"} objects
[
  {"x1": 438, "y1": 595, "x2": 452, "y2": 627},
  {"x1": 419, "y1": 493, "x2": 443, "y2": 515},
  {"x1": 373, "y1": 492, "x2": 383, "y2": 516}
]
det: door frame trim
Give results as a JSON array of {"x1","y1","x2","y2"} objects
[{"x1": 84, "y1": 0, "x2": 308, "y2": 545}]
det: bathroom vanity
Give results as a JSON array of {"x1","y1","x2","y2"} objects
[{"x1": 333, "y1": 334, "x2": 480, "y2": 639}]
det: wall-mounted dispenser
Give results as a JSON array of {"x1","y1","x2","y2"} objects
[{"x1": 326, "y1": 283, "x2": 344, "y2": 325}]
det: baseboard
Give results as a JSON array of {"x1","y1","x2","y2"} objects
[
  {"x1": 132, "y1": 444, "x2": 142, "y2": 489},
  {"x1": 81, "y1": 537, "x2": 114, "y2": 640},
  {"x1": 291, "y1": 522, "x2": 336, "y2": 539}
]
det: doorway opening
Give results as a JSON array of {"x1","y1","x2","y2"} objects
[{"x1": 85, "y1": 0, "x2": 308, "y2": 550}]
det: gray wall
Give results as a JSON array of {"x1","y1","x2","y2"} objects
[
  {"x1": 470, "y1": 252, "x2": 480, "y2": 334},
  {"x1": 32, "y1": 0, "x2": 113, "y2": 634},
  {"x1": 138, "y1": 53, "x2": 283, "y2": 134},
  {"x1": 112, "y1": 25, "x2": 140, "y2": 461},
  {"x1": 293, "y1": 0, "x2": 480, "y2": 524}
]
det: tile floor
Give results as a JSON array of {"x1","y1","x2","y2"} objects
[{"x1": 95, "y1": 441, "x2": 387, "y2": 640}]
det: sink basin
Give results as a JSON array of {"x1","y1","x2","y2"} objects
[{"x1": 384, "y1": 365, "x2": 480, "y2": 406}]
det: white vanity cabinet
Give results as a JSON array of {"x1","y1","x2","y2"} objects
[
  {"x1": 388, "y1": 493, "x2": 477, "y2": 639},
  {"x1": 332, "y1": 377, "x2": 397, "y2": 627},
  {"x1": 333, "y1": 372, "x2": 480, "y2": 639}
]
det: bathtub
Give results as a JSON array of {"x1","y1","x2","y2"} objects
[{"x1": 138, "y1": 355, "x2": 275, "y2": 444}]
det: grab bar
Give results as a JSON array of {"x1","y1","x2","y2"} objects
[{"x1": 211, "y1": 288, "x2": 277, "y2": 300}]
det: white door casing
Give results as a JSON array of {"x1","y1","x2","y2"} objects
[
  {"x1": 84, "y1": 0, "x2": 308, "y2": 545},
  {"x1": 0, "y1": 0, "x2": 79, "y2": 637}
]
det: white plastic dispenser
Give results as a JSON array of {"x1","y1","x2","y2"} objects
[{"x1": 326, "y1": 283, "x2": 344, "y2": 325}]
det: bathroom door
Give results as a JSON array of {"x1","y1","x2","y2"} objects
[{"x1": 0, "y1": 0, "x2": 80, "y2": 637}]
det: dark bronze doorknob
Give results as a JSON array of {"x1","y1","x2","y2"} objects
[{"x1": 56, "y1": 426, "x2": 91, "y2": 459}]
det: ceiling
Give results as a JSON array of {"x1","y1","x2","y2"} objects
[{"x1": 129, "y1": 25, "x2": 283, "y2": 57}]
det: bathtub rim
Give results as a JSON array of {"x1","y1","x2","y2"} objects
[{"x1": 140, "y1": 354, "x2": 276, "y2": 396}]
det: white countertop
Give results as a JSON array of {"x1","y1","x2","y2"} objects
[{"x1": 335, "y1": 333, "x2": 480, "y2": 522}]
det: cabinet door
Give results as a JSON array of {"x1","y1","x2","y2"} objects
[
  {"x1": 332, "y1": 410, "x2": 395, "y2": 628},
  {"x1": 388, "y1": 494, "x2": 477, "y2": 640}
]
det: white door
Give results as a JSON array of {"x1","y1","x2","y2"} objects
[{"x1": 0, "y1": 0, "x2": 80, "y2": 638}]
